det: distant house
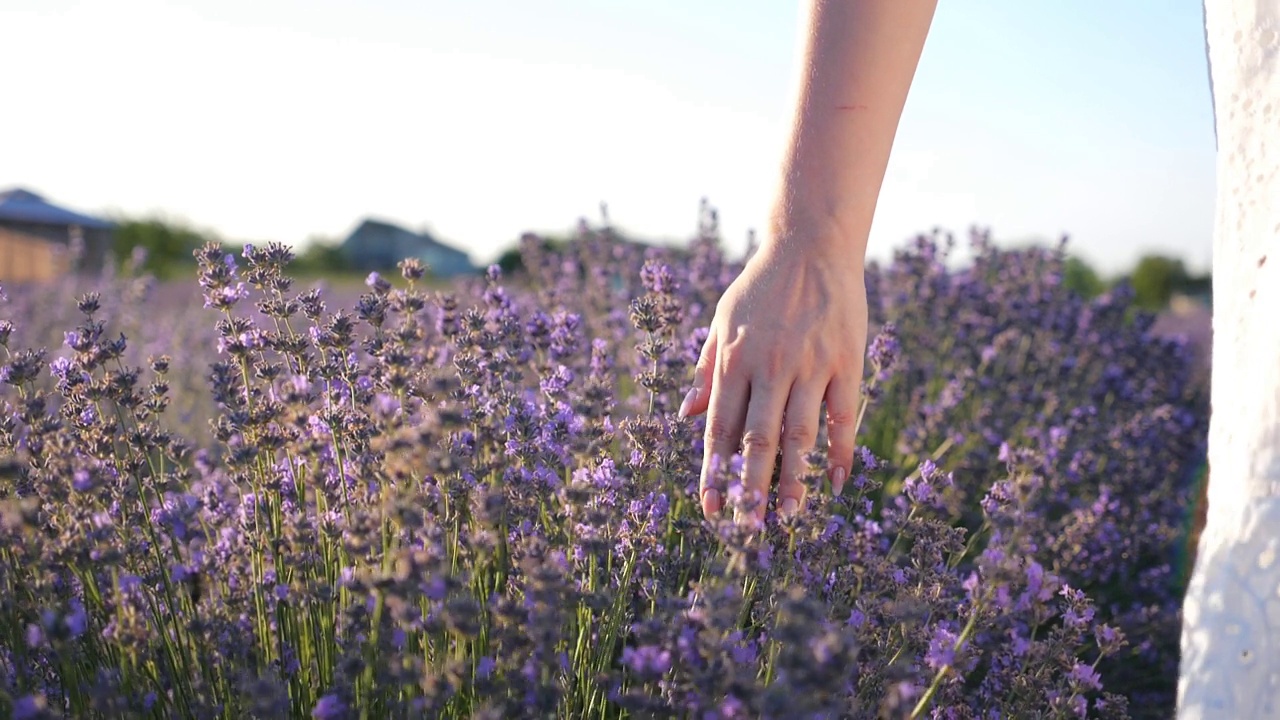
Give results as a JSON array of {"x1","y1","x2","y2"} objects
[
  {"x1": 0, "y1": 188, "x2": 114, "y2": 281},
  {"x1": 339, "y1": 218, "x2": 476, "y2": 278}
]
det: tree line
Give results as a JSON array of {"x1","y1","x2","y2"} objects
[
  {"x1": 108, "y1": 214, "x2": 1210, "y2": 310},
  {"x1": 1063, "y1": 254, "x2": 1211, "y2": 310},
  {"x1": 108, "y1": 215, "x2": 352, "y2": 280}
]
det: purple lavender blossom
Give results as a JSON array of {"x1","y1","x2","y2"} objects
[
  {"x1": 622, "y1": 645, "x2": 673, "y2": 676},
  {"x1": 311, "y1": 694, "x2": 346, "y2": 719},
  {"x1": 12, "y1": 695, "x2": 48, "y2": 720},
  {"x1": 0, "y1": 218, "x2": 1194, "y2": 719},
  {"x1": 925, "y1": 625, "x2": 959, "y2": 670}
]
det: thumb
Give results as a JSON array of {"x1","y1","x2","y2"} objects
[{"x1": 678, "y1": 326, "x2": 718, "y2": 419}]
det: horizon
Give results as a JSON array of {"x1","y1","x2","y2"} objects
[{"x1": 0, "y1": 1, "x2": 1217, "y2": 275}]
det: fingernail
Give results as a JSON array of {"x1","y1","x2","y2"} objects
[
  {"x1": 833, "y1": 467, "x2": 847, "y2": 495},
  {"x1": 734, "y1": 506, "x2": 763, "y2": 529},
  {"x1": 678, "y1": 387, "x2": 698, "y2": 419},
  {"x1": 702, "y1": 488, "x2": 721, "y2": 515},
  {"x1": 780, "y1": 497, "x2": 798, "y2": 517}
]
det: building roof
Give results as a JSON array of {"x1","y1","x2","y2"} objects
[
  {"x1": 345, "y1": 218, "x2": 469, "y2": 258},
  {"x1": 0, "y1": 188, "x2": 113, "y2": 230},
  {"x1": 339, "y1": 217, "x2": 477, "y2": 275}
]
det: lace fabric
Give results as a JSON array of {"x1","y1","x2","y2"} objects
[{"x1": 1179, "y1": 1, "x2": 1280, "y2": 716}]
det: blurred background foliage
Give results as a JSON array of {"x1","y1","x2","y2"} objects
[
  {"x1": 1127, "y1": 254, "x2": 1211, "y2": 309},
  {"x1": 1063, "y1": 252, "x2": 1210, "y2": 309},
  {"x1": 108, "y1": 214, "x2": 1211, "y2": 310},
  {"x1": 110, "y1": 215, "x2": 360, "y2": 280},
  {"x1": 108, "y1": 215, "x2": 213, "y2": 280}
]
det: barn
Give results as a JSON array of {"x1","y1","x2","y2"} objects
[
  {"x1": 339, "y1": 218, "x2": 476, "y2": 278},
  {"x1": 0, "y1": 188, "x2": 114, "y2": 281}
]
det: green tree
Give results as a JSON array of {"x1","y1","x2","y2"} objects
[
  {"x1": 293, "y1": 239, "x2": 349, "y2": 275},
  {"x1": 493, "y1": 234, "x2": 573, "y2": 277},
  {"x1": 496, "y1": 246, "x2": 524, "y2": 275},
  {"x1": 1130, "y1": 254, "x2": 1190, "y2": 310},
  {"x1": 1062, "y1": 255, "x2": 1106, "y2": 299},
  {"x1": 111, "y1": 215, "x2": 216, "y2": 279}
]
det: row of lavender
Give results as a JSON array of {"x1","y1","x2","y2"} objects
[{"x1": 0, "y1": 212, "x2": 1205, "y2": 718}]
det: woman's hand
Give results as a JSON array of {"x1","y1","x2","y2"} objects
[
  {"x1": 675, "y1": 0, "x2": 934, "y2": 524},
  {"x1": 678, "y1": 242, "x2": 867, "y2": 523}
]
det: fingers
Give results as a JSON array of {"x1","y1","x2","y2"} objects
[
  {"x1": 777, "y1": 380, "x2": 825, "y2": 515},
  {"x1": 689, "y1": 318, "x2": 864, "y2": 520},
  {"x1": 738, "y1": 373, "x2": 789, "y2": 525},
  {"x1": 679, "y1": 326, "x2": 718, "y2": 419},
  {"x1": 699, "y1": 359, "x2": 747, "y2": 519},
  {"x1": 825, "y1": 372, "x2": 862, "y2": 496}
]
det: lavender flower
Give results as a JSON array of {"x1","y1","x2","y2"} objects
[{"x1": 0, "y1": 211, "x2": 1197, "y2": 719}]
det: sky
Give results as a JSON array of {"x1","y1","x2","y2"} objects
[{"x1": 0, "y1": 1, "x2": 1217, "y2": 274}]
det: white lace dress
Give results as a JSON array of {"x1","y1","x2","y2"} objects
[{"x1": 1177, "y1": 1, "x2": 1280, "y2": 716}]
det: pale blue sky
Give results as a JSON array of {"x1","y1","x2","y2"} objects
[{"x1": 0, "y1": 1, "x2": 1216, "y2": 273}]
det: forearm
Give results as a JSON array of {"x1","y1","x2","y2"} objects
[{"x1": 767, "y1": 0, "x2": 937, "y2": 260}]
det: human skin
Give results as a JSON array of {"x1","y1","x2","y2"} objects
[{"x1": 677, "y1": 0, "x2": 938, "y2": 522}]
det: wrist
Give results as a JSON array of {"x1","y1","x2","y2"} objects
[{"x1": 762, "y1": 203, "x2": 869, "y2": 265}]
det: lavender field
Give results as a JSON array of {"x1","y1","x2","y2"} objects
[{"x1": 0, "y1": 217, "x2": 1208, "y2": 719}]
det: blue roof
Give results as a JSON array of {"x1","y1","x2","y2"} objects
[{"x1": 0, "y1": 188, "x2": 113, "y2": 230}]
